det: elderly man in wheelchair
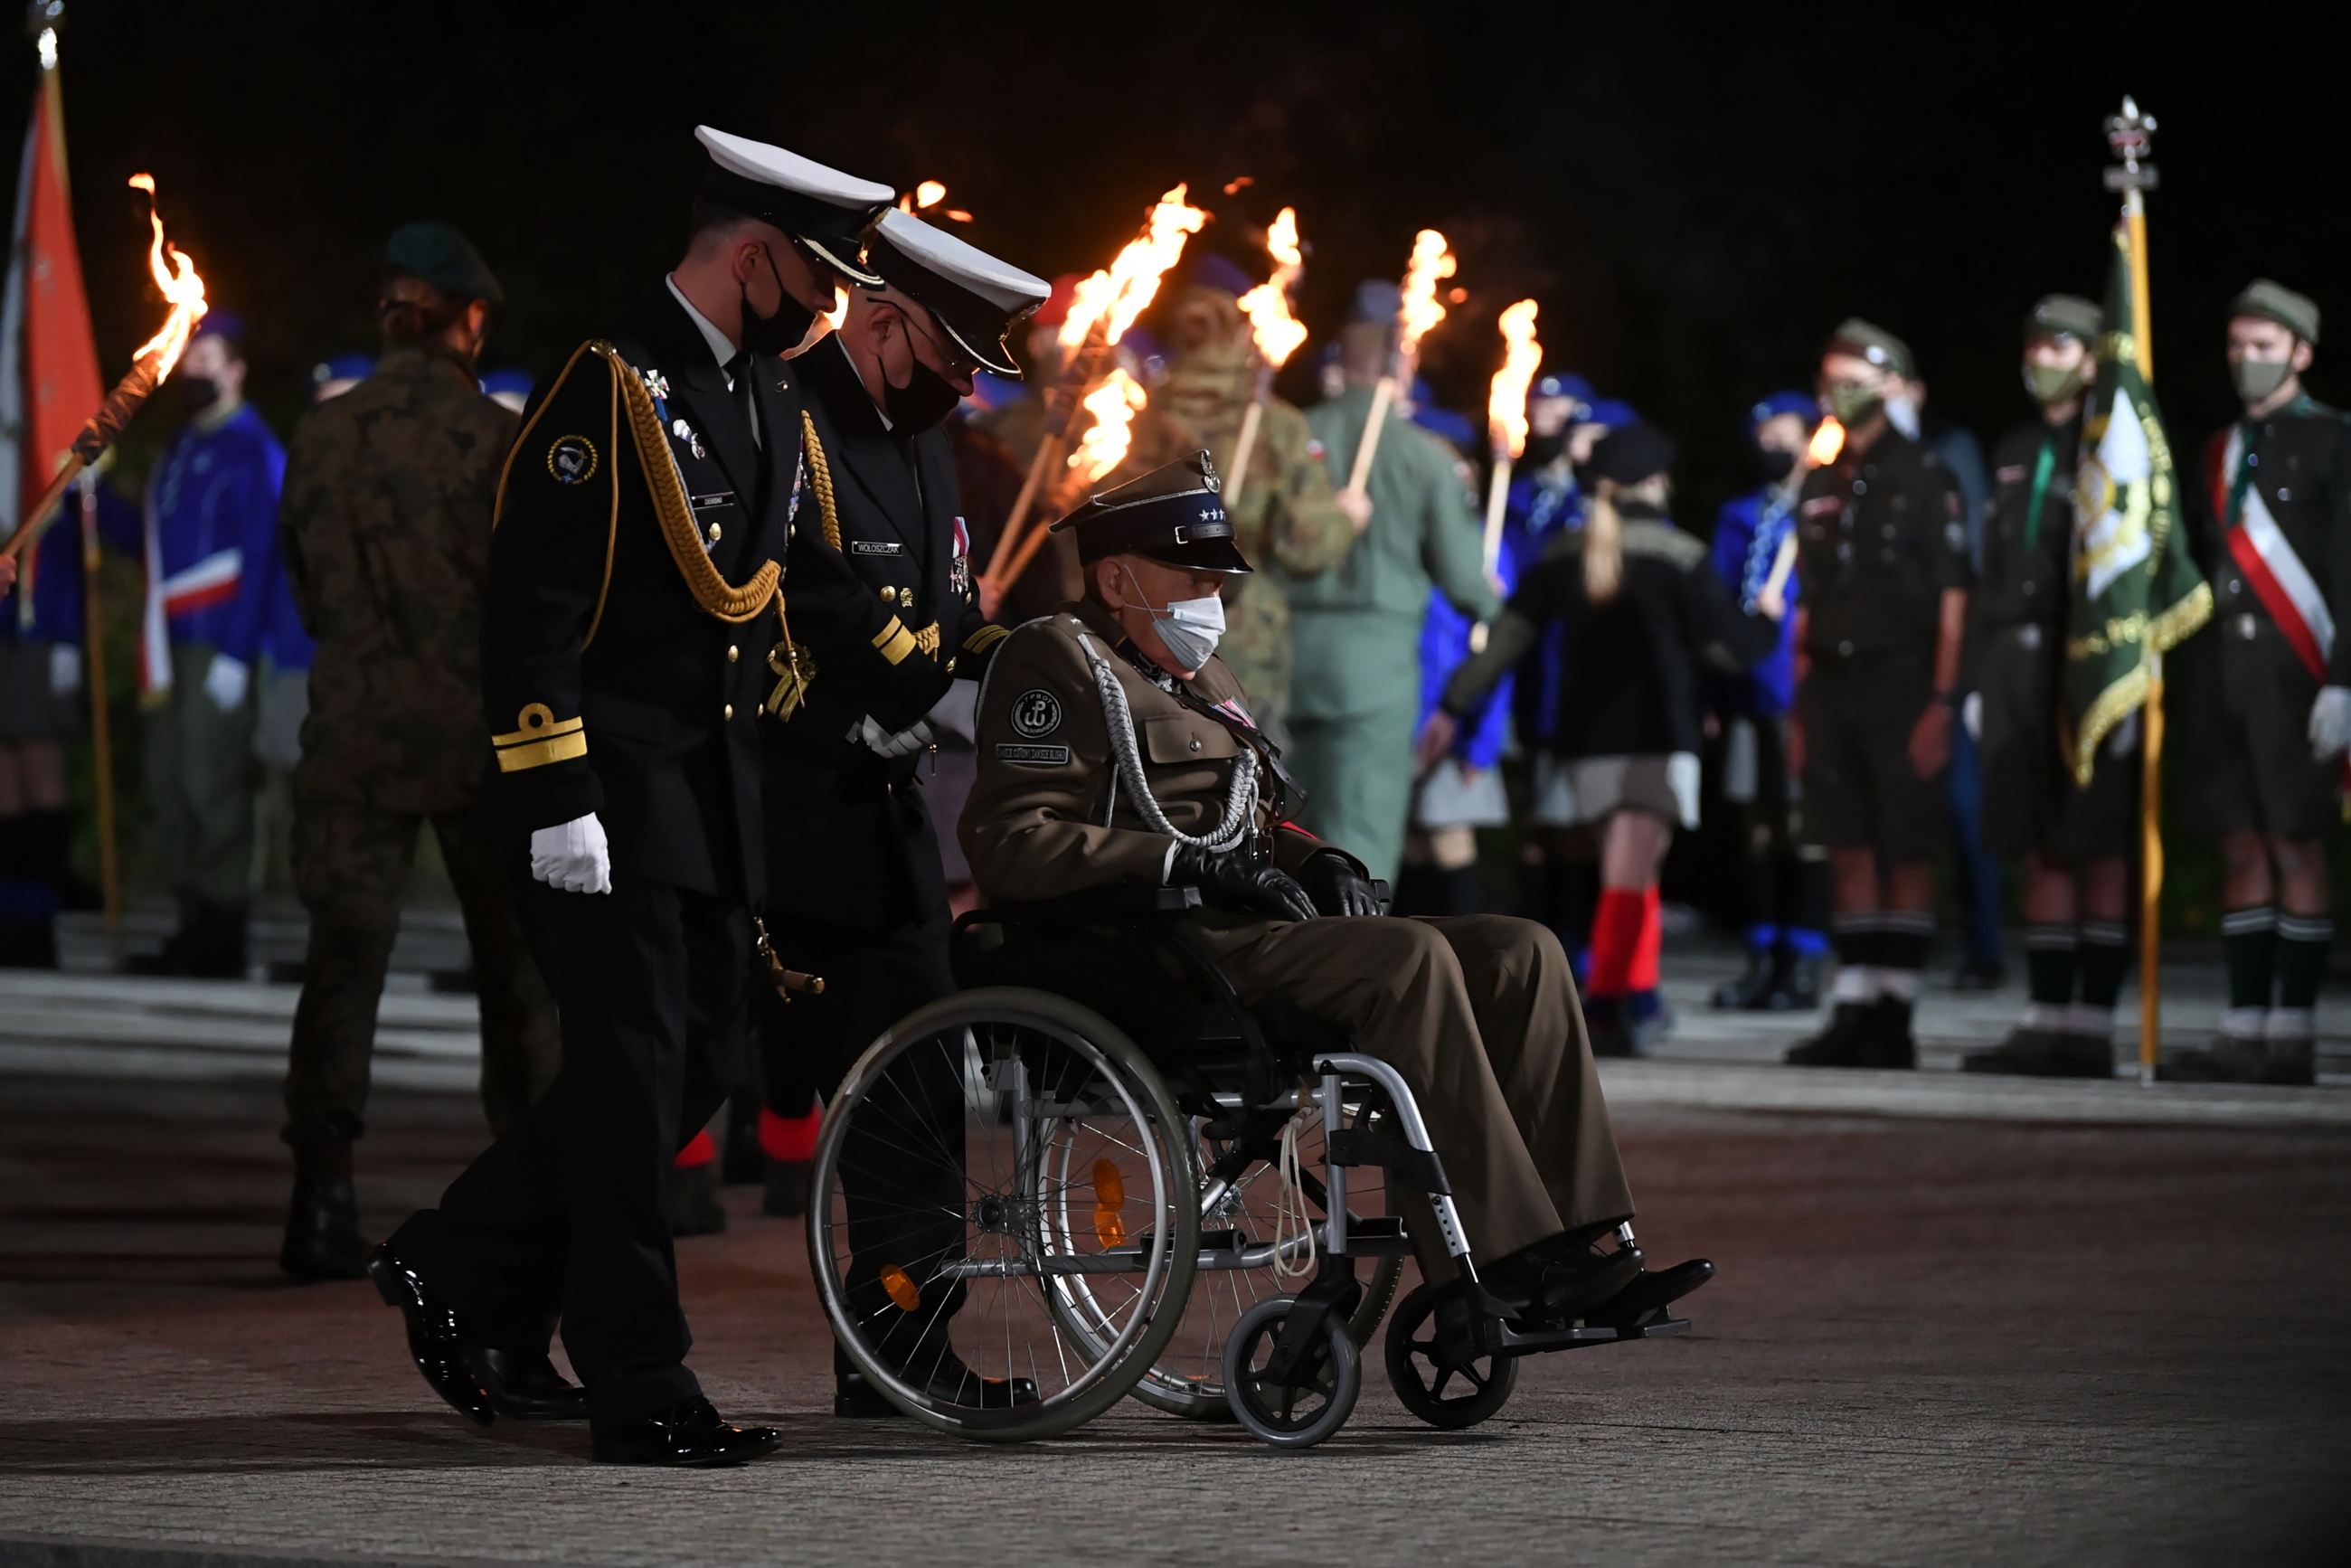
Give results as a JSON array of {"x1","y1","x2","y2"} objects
[{"x1": 805, "y1": 453, "x2": 1711, "y2": 1447}]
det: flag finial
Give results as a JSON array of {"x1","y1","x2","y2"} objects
[{"x1": 2104, "y1": 97, "x2": 2158, "y2": 193}]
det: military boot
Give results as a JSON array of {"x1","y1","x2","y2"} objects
[
  {"x1": 1859, "y1": 997, "x2": 1918, "y2": 1069},
  {"x1": 281, "y1": 1138, "x2": 372, "y2": 1280},
  {"x1": 1710, "y1": 944, "x2": 1778, "y2": 1010},
  {"x1": 1770, "y1": 949, "x2": 1824, "y2": 1010},
  {"x1": 2262, "y1": 1037, "x2": 2318, "y2": 1087},
  {"x1": 2157, "y1": 1035, "x2": 2267, "y2": 1083}
]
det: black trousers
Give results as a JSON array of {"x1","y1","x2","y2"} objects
[
  {"x1": 761, "y1": 906, "x2": 964, "y2": 1364},
  {"x1": 395, "y1": 877, "x2": 750, "y2": 1427}
]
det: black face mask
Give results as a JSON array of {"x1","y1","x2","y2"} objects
[
  {"x1": 739, "y1": 244, "x2": 818, "y2": 357},
  {"x1": 1523, "y1": 427, "x2": 1568, "y2": 468},
  {"x1": 883, "y1": 357, "x2": 964, "y2": 432},
  {"x1": 180, "y1": 374, "x2": 222, "y2": 414},
  {"x1": 1752, "y1": 444, "x2": 1797, "y2": 485}
]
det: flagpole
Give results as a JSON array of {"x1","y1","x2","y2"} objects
[{"x1": 2106, "y1": 97, "x2": 2163, "y2": 1086}]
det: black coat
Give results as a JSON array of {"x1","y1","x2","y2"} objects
[
  {"x1": 482, "y1": 286, "x2": 799, "y2": 900},
  {"x1": 760, "y1": 334, "x2": 1007, "y2": 934}
]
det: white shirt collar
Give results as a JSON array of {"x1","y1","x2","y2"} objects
[{"x1": 666, "y1": 274, "x2": 739, "y2": 383}]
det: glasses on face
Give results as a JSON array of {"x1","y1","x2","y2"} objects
[{"x1": 899, "y1": 306, "x2": 980, "y2": 377}]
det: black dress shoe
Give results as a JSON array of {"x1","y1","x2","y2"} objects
[
  {"x1": 1786, "y1": 1001, "x2": 1874, "y2": 1066},
  {"x1": 1594, "y1": 1257, "x2": 1715, "y2": 1323},
  {"x1": 1487, "y1": 1238, "x2": 1646, "y2": 1325},
  {"x1": 469, "y1": 1346, "x2": 590, "y2": 1421},
  {"x1": 592, "y1": 1396, "x2": 780, "y2": 1466},
  {"x1": 835, "y1": 1346, "x2": 1041, "y2": 1417},
  {"x1": 1711, "y1": 948, "x2": 1777, "y2": 1010},
  {"x1": 366, "y1": 1242, "x2": 494, "y2": 1426}
]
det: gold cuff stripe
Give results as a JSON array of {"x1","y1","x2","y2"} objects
[
  {"x1": 493, "y1": 716, "x2": 583, "y2": 749},
  {"x1": 495, "y1": 732, "x2": 589, "y2": 772},
  {"x1": 873, "y1": 618, "x2": 918, "y2": 666},
  {"x1": 592, "y1": 342, "x2": 780, "y2": 624},
  {"x1": 962, "y1": 624, "x2": 1010, "y2": 655}
]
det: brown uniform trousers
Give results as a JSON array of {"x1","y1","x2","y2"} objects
[{"x1": 961, "y1": 600, "x2": 1632, "y2": 1264}]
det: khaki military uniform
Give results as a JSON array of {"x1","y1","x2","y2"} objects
[
  {"x1": 1150, "y1": 342, "x2": 1356, "y2": 749},
  {"x1": 276, "y1": 345, "x2": 559, "y2": 1144},
  {"x1": 1289, "y1": 386, "x2": 1499, "y2": 884},
  {"x1": 960, "y1": 599, "x2": 1632, "y2": 1262}
]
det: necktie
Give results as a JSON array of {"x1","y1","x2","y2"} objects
[{"x1": 725, "y1": 352, "x2": 759, "y2": 449}]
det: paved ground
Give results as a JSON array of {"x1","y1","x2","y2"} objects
[{"x1": 4, "y1": 1021, "x2": 2347, "y2": 1565}]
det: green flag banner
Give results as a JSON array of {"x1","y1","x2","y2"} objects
[{"x1": 2065, "y1": 220, "x2": 2211, "y2": 784}]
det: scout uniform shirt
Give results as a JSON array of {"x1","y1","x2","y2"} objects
[
  {"x1": 1795, "y1": 429, "x2": 1971, "y2": 666},
  {"x1": 2202, "y1": 393, "x2": 2351, "y2": 689},
  {"x1": 960, "y1": 599, "x2": 1327, "y2": 905}
]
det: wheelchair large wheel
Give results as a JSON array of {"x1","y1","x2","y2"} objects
[
  {"x1": 809, "y1": 987, "x2": 1198, "y2": 1441},
  {"x1": 1383, "y1": 1280, "x2": 1518, "y2": 1430},
  {"x1": 1122, "y1": 1100, "x2": 1403, "y2": 1421},
  {"x1": 1222, "y1": 1295, "x2": 1361, "y2": 1449}
]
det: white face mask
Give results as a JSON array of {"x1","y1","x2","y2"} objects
[
  {"x1": 1121, "y1": 566, "x2": 1227, "y2": 671},
  {"x1": 1884, "y1": 392, "x2": 1921, "y2": 439}
]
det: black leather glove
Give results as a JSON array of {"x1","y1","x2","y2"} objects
[
  {"x1": 1168, "y1": 842, "x2": 1318, "y2": 923},
  {"x1": 1296, "y1": 849, "x2": 1383, "y2": 918}
]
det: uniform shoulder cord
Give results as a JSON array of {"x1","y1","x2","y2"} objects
[
  {"x1": 1074, "y1": 631, "x2": 1257, "y2": 852},
  {"x1": 799, "y1": 411, "x2": 843, "y2": 552}
]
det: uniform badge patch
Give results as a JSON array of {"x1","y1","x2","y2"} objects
[
  {"x1": 1010, "y1": 689, "x2": 1062, "y2": 738},
  {"x1": 547, "y1": 435, "x2": 599, "y2": 485},
  {"x1": 996, "y1": 742, "x2": 1070, "y2": 767}
]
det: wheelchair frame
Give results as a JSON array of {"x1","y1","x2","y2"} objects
[{"x1": 807, "y1": 885, "x2": 1691, "y2": 1449}]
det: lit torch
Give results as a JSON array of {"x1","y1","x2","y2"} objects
[
  {"x1": 4, "y1": 173, "x2": 207, "y2": 562},
  {"x1": 1751, "y1": 415, "x2": 1844, "y2": 619},
  {"x1": 1808, "y1": 415, "x2": 1845, "y2": 467},
  {"x1": 1480, "y1": 298, "x2": 1541, "y2": 575},
  {"x1": 1066, "y1": 369, "x2": 1147, "y2": 482},
  {"x1": 982, "y1": 184, "x2": 1207, "y2": 596},
  {"x1": 1341, "y1": 228, "x2": 1455, "y2": 510},
  {"x1": 1223, "y1": 206, "x2": 1309, "y2": 518}
]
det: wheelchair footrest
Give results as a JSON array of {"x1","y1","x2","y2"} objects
[{"x1": 1489, "y1": 1308, "x2": 1692, "y2": 1358}]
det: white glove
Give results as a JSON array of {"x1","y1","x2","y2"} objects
[
  {"x1": 529, "y1": 812, "x2": 612, "y2": 894},
  {"x1": 2309, "y1": 685, "x2": 2351, "y2": 760},
  {"x1": 203, "y1": 652, "x2": 250, "y2": 712},
  {"x1": 925, "y1": 681, "x2": 978, "y2": 745},
  {"x1": 1960, "y1": 691, "x2": 1982, "y2": 742},
  {"x1": 48, "y1": 643, "x2": 82, "y2": 695},
  {"x1": 848, "y1": 714, "x2": 936, "y2": 758}
]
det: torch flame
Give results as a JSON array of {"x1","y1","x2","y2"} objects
[
  {"x1": 1235, "y1": 207, "x2": 1309, "y2": 370},
  {"x1": 127, "y1": 173, "x2": 207, "y2": 379},
  {"x1": 915, "y1": 180, "x2": 947, "y2": 209},
  {"x1": 823, "y1": 285, "x2": 848, "y2": 333},
  {"x1": 1057, "y1": 184, "x2": 1208, "y2": 354},
  {"x1": 1395, "y1": 228, "x2": 1455, "y2": 360},
  {"x1": 1808, "y1": 415, "x2": 1846, "y2": 467},
  {"x1": 1067, "y1": 368, "x2": 1147, "y2": 482},
  {"x1": 1486, "y1": 299, "x2": 1542, "y2": 459}
]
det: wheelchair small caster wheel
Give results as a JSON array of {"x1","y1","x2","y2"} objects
[
  {"x1": 1384, "y1": 1281, "x2": 1518, "y2": 1430},
  {"x1": 1221, "y1": 1295, "x2": 1360, "y2": 1449}
]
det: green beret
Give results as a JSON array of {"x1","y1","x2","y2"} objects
[
  {"x1": 2228, "y1": 278, "x2": 2318, "y2": 345},
  {"x1": 1826, "y1": 316, "x2": 1914, "y2": 380},
  {"x1": 383, "y1": 222, "x2": 505, "y2": 305},
  {"x1": 2025, "y1": 293, "x2": 2103, "y2": 344}
]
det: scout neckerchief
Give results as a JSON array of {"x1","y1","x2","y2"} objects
[{"x1": 2021, "y1": 436, "x2": 2056, "y2": 553}]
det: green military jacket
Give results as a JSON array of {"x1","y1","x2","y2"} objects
[
  {"x1": 1288, "y1": 383, "x2": 1498, "y2": 719},
  {"x1": 1152, "y1": 341, "x2": 1355, "y2": 718},
  {"x1": 277, "y1": 345, "x2": 519, "y2": 812}
]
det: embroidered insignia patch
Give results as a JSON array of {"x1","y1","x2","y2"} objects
[
  {"x1": 1010, "y1": 689, "x2": 1062, "y2": 739},
  {"x1": 546, "y1": 435, "x2": 599, "y2": 485},
  {"x1": 996, "y1": 742, "x2": 1070, "y2": 767}
]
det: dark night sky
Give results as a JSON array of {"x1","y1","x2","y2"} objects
[{"x1": 6, "y1": 0, "x2": 2346, "y2": 523}]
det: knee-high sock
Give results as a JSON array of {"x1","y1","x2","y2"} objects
[
  {"x1": 672, "y1": 1128, "x2": 717, "y2": 1168},
  {"x1": 1585, "y1": 885, "x2": 1647, "y2": 1002},
  {"x1": 2272, "y1": 913, "x2": 2333, "y2": 1042},
  {"x1": 2220, "y1": 905, "x2": 2277, "y2": 1041},
  {"x1": 1629, "y1": 884, "x2": 1661, "y2": 992},
  {"x1": 2020, "y1": 923, "x2": 2079, "y2": 1033},
  {"x1": 2073, "y1": 921, "x2": 2129, "y2": 1035},
  {"x1": 1829, "y1": 911, "x2": 1883, "y2": 1003},
  {"x1": 1878, "y1": 910, "x2": 1933, "y2": 1004},
  {"x1": 759, "y1": 1105, "x2": 822, "y2": 1162}
]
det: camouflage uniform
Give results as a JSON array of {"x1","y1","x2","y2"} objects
[
  {"x1": 276, "y1": 345, "x2": 559, "y2": 1146},
  {"x1": 1151, "y1": 339, "x2": 1355, "y2": 750}
]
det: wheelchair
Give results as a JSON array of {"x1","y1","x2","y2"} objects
[{"x1": 806, "y1": 884, "x2": 1693, "y2": 1449}]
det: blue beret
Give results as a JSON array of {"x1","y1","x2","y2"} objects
[
  {"x1": 1582, "y1": 397, "x2": 1639, "y2": 430},
  {"x1": 1350, "y1": 279, "x2": 1401, "y2": 325},
  {"x1": 1534, "y1": 371, "x2": 1592, "y2": 404},
  {"x1": 1747, "y1": 390, "x2": 1817, "y2": 432},
  {"x1": 478, "y1": 369, "x2": 533, "y2": 399},
  {"x1": 194, "y1": 309, "x2": 247, "y2": 353},
  {"x1": 1187, "y1": 252, "x2": 1259, "y2": 298}
]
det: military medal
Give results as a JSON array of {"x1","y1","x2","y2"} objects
[{"x1": 671, "y1": 417, "x2": 705, "y2": 460}]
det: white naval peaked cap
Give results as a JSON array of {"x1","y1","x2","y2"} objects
[
  {"x1": 694, "y1": 125, "x2": 895, "y2": 287},
  {"x1": 866, "y1": 208, "x2": 1052, "y2": 378}
]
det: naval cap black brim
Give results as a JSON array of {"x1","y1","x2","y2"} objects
[{"x1": 702, "y1": 165, "x2": 886, "y2": 288}]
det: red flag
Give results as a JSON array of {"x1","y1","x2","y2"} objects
[{"x1": 20, "y1": 69, "x2": 100, "y2": 524}]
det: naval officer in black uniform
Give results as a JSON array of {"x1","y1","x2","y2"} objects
[
  {"x1": 372, "y1": 128, "x2": 893, "y2": 1468},
  {"x1": 755, "y1": 208, "x2": 1049, "y2": 1414}
]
